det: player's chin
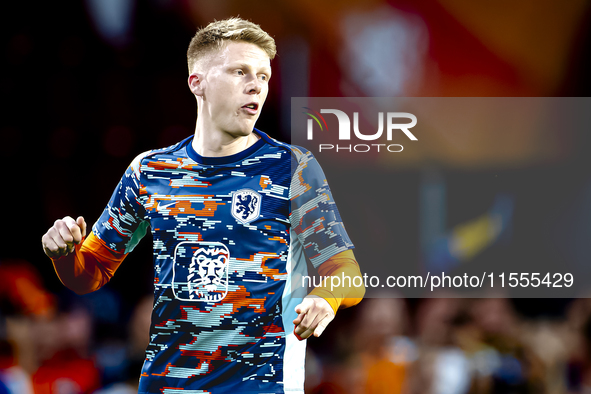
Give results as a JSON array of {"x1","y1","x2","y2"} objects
[{"x1": 233, "y1": 121, "x2": 257, "y2": 136}]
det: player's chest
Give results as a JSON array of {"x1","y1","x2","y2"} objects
[{"x1": 138, "y1": 169, "x2": 291, "y2": 235}]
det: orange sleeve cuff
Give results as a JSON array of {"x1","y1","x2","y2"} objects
[
  {"x1": 309, "y1": 249, "x2": 365, "y2": 314},
  {"x1": 51, "y1": 233, "x2": 128, "y2": 294},
  {"x1": 80, "y1": 233, "x2": 128, "y2": 272}
]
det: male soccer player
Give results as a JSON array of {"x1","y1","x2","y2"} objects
[{"x1": 42, "y1": 17, "x2": 364, "y2": 394}]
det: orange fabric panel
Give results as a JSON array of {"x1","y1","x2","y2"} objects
[
  {"x1": 309, "y1": 249, "x2": 365, "y2": 314},
  {"x1": 80, "y1": 233, "x2": 128, "y2": 270},
  {"x1": 51, "y1": 233, "x2": 128, "y2": 294}
]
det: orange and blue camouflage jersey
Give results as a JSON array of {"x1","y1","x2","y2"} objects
[{"x1": 92, "y1": 129, "x2": 354, "y2": 394}]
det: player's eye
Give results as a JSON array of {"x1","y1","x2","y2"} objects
[
  {"x1": 236, "y1": 70, "x2": 244, "y2": 76},
  {"x1": 259, "y1": 74, "x2": 268, "y2": 81}
]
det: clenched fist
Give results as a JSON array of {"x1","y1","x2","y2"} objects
[{"x1": 42, "y1": 216, "x2": 87, "y2": 259}]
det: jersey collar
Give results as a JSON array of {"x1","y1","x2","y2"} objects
[{"x1": 186, "y1": 129, "x2": 267, "y2": 165}]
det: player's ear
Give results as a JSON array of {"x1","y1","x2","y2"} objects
[{"x1": 188, "y1": 73, "x2": 205, "y2": 97}]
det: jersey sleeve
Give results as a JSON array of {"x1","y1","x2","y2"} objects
[
  {"x1": 290, "y1": 149, "x2": 354, "y2": 268},
  {"x1": 308, "y1": 249, "x2": 365, "y2": 313},
  {"x1": 92, "y1": 153, "x2": 150, "y2": 254}
]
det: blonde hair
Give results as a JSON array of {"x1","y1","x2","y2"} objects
[{"x1": 187, "y1": 17, "x2": 276, "y2": 73}]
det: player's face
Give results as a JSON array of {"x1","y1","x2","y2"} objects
[{"x1": 199, "y1": 41, "x2": 271, "y2": 137}]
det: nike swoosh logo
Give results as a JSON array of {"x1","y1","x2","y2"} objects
[{"x1": 157, "y1": 201, "x2": 176, "y2": 211}]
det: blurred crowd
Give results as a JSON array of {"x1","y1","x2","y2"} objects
[
  {"x1": 306, "y1": 296, "x2": 591, "y2": 394},
  {"x1": 2, "y1": 259, "x2": 591, "y2": 394},
  {"x1": 0, "y1": 259, "x2": 151, "y2": 394}
]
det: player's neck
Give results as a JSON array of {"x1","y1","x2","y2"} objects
[{"x1": 192, "y1": 122, "x2": 259, "y2": 158}]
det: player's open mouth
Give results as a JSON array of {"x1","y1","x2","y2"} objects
[{"x1": 242, "y1": 102, "x2": 259, "y2": 115}]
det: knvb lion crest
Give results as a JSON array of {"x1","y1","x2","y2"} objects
[
  {"x1": 231, "y1": 189, "x2": 261, "y2": 224},
  {"x1": 188, "y1": 245, "x2": 229, "y2": 302},
  {"x1": 173, "y1": 242, "x2": 230, "y2": 303}
]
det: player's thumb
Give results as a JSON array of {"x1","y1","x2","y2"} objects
[
  {"x1": 294, "y1": 299, "x2": 311, "y2": 314},
  {"x1": 77, "y1": 216, "x2": 87, "y2": 238},
  {"x1": 294, "y1": 303, "x2": 305, "y2": 314}
]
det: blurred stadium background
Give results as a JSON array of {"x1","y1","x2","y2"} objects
[{"x1": 2, "y1": 0, "x2": 591, "y2": 393}]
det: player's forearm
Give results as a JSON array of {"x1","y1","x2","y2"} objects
[
  {"x1": 51, "y1": 234, "x2": 125, "y2": 295},
  {"x1": 51, "y1": 250, "x2": 105, "y2": 295},
  {"x1": 309, "y1": 250, "x2": 365, "y2": 314}
]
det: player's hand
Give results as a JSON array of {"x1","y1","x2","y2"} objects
[
  {"x1": 293, "y1": 295, "x2": 335, "y2": 340},
  {"x1": 42, "y1": 216, "x2": 87, "y2": 259}
]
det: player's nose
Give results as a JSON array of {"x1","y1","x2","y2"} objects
[{"x1": 246, "y1": 75, "x2": 262, "y2": 94}]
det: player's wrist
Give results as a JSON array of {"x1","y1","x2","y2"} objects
[{"x1": 308, "y1": 288, "x2": 339, "y2": 314}]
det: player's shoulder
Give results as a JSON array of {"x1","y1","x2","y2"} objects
[
  {"x1": 129, "y1": 135, "x2": 193, "y2": 177},
  {"x1": 255, "y1": 129, "x2": 313, "y2": 164}
]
